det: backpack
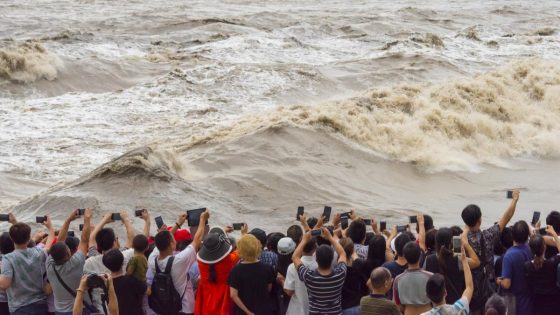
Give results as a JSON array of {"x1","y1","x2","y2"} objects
[
  {"x1": 470, "y1": 234, "x2": 494, "y2": 310},
  {"x1": 148, "y1": 256, "x2": 184, "y2": 315}
]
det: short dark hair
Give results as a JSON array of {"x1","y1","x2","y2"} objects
[
  {"x1": 450, "y1": 226, "x2": 463, "y2": 236},
  {"x1": 546, "y1": 211, "x2": 560, "y2": 233},
  {"x1": 403, "y1": 241, "x2": 421, "y2": 264},
  {"x1": 50, "y1": 242, "x2": 70, "y2": 264},
  {"x1": 512, "y1": 220, "x2": 529, "y2": 244},
  {"x1": 287, "y1": 225, "x2": 303, "y2": 244},
  {"x1": 132, "y1": 235, "x2": 149, "y2": 253},
  {"x1": 426, "y1": 229, "x2": 438, "y2": 251},
  {"x1": 347, "y1": 220, "x2": 366, "y2": 244},
  {"x1": 303, "y1": 237, "x2": 317, "y2": 254},
  {"x1": 96, "y1": 228, "x2": 116, "y2": 252},
  {"x1": 426, "y1": 273, "x2": 446, "y2": 303},
  {"x1": 154, "y1": 230, "x2": 173, "y2": 251},
  {"x1": 315, "y1": 244, "x2": 334, "y2": 269},
  {"x1": 370, "y1": 267, "x2": 391, "y2": 289},
  {"x1": 395, "y1": 233, "x2": 412, "y2": 257},
  {"x1": 0, "y1": 232, "x2": 14, "y2": 255},
  {"x1": 307, "y1": 217, "x2": 318, "y2": 229},
  {"x1": 102, "y1": 248, "x2": 124, "y2": 272},
  {"x1": 9, "y1": 223, "x2": 31, "y2": 245},
  {"x1": 462, "y1": 204, "x2": 481, "y2": 227},
  {"x1": 266, "y1": 232, "x2": 285, "y2": 253},
  {"x1": 485, "y1": 294, "x2": 507, "y2": 315},
  {"x1": 500, "y1": 226, "x2": 513, "y2": 249},
  {"x1": 65, "y1": 237, "x2": 80, "y2": 253}
]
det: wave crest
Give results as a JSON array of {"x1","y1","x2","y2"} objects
[{"x1": 0, "y1": 41, "x2": 62, "y2": 83}]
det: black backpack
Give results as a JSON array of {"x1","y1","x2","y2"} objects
[
  {"x1": 148, "y1": 256, "x2": 184, "y2": 315},
  {"x1": 470, "y1": 235, "x2": 494, "y2": 310}
]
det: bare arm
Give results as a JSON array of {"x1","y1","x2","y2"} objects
[
  {"x1": 43, "y1": 216, "x2": 56, "y2": 253},
  {"x1": 498, "y1": 190, "x2": 519, "y2": 232},
  {"x1": 120, "y1": 211, "x2": 134, "y2": 249},
  {"x1": 292, "y1": 232, "x2": 312, "y2": 268},
  {"x1": 462, "y1": 226, "x2": 480, "y2": 269},
  {"x1": 78, "y1": 208, "x2": 93, "y2": 255},
  {"x1": 325, "y1": 228, "x2": 346, "y2": 264},
  {"x1": 417, "y1": 214, "x2": 426, "y2": 251},
  {"x1": 141, "y1": 209, "x2": 151, "y2": 238},
  {"x1": 460, "y1": 245, "x2": 474, "y2": 303},
  {"x1": 58, "y1": 209, "x2": 80, "y2": 243},
  {"x1": 546, "y1": 225, "x2": 560, "y2": 252},
  {"x1": 90, "y1": 213, "x2": 113, "y2": 248},
  {"x1": 192, "y1": 209, "x2": 209, "y2": 251},
  {"x1": 171, "y1": 213, "x2": 186, "y2": 236},
  {"x1": 230, "y1": 287, "x2": 254, "y2": 315},
  {"x1": 73, "y1": 276, "x2": 88, "y2": 315},
  {"x1": 299, "y1": 214, "x2": 310, "y2": 233}
]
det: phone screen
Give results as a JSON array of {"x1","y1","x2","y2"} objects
[
  {"x1": 0, "y1": 214, "x2": 9, "y2": 221},
  {"x1": 409, "y1": 216, "x2": 417, "y2": 224},
  {"x1": 452, "y1": 236, "x2": 461, "y2": 253},
  {"x1": 111, "y1": 213, "x2": 121, "y2": 221},
  {"x1": 539, "y1": 227, "x2": 547, "y2": 235},
  {"x1": 233, "y1": 223, "x2": 244, "y2": 230},
  {"x1": 507, "y1": 190, "x2": 513, "y2": 199},
  {"x1": 532, "y1": 211, "x2": 541, "y2": 225},
  {"x1": 187, "y1": 208, "x2": 206, "y2": 227},
  {"x1": 77, "y1": 209, "x2": 85, "y2": 216},
  {"x1": 68, "y1": 231, "x2": 75, "y2": 237},
  {"x1": 297, "y1": 207, "x2": 304, "y2": 220},
  {"x1": 135, "y1": 209, "x2": 145, "y2": 217},
  {"x1": 155, "y1": 216, "x2": 164, "y2": 229},
  {"x1": 341, "y1": 217, "x2": 349, "y2": 229},
  {"x1": 311, "y1": 230, "x2": 321, "y2": 237},
  {"x1": 36, "y1": 216, "x2": 46, "y2": 224},
  {"x1": 322, "y1": 206, "x2": 332, "y2": 223},
  {"x1": 341, "y1": 211, "x2": 352, "y2": 218},
  {"x1": 380, "y1": 221, "x2": 386, "y2": 231},
  {"x1": 397, "y1": 225, "x2": 406, "y2": 233},
  {"x1": 364, "y1": 219, "x2": 372, "y2": 225}
]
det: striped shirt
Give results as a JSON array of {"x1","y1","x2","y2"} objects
[
  {"x1": 420, "y1": 297, "x2": 470, "y2": 315},
  {"x1": 297, "y1": 262, "x2": 347, "y2": 315}
]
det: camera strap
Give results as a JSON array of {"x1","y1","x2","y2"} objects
[{"x1": 52, "y1": 265, "x2": 97, "y2": 313}]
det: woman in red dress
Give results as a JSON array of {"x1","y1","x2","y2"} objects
[{"x1": 196, "y1": 227, "x2": 239, "y2": 315}]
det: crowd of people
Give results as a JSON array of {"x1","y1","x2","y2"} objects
[{"x1": 0, "y1": 190, "x2": 559, "y2": 315}]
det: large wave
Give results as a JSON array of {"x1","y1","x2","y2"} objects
[
  {"x1": 0, "y1": 41, "x2": 62, "y2": 83},
  {"x1": 180, "y1": 58, "x2": 560, "y2": 172}
]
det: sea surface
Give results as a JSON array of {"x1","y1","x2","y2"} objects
[{"x1": 1, "y1": 0, "x2": 560, "y2": 231}]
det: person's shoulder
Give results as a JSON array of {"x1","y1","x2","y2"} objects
[{"x1": 453, "y1": 297, "x2": 469, "y2": 312}]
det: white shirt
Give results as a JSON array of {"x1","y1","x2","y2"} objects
[
  {"x1": 284, "y1": 255, "x2": 318, "y2": 315},
  {"x1": 146, "y1": 245, "x2": 197, "y2": 314},
  {"x1": 83, "y1": 248, "x2": 134, "y2": 275}
]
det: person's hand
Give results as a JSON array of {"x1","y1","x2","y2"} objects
[
  {"x1": 546, "y1": 225, "x2": 558, "y2": 238},
  {"x1": 333, "y1": 213, "x2": 342, "y2": 227},
  {"x1": 241, "y1": 223, "x2": 248, "y2": 235},
  {"x1": 119, "y1": 211, "x2": 129, "y2": 222},
  {"x1": 224, "y1": 225, "x2": 234, "y2": 233},
  {"x1": 141, "y1": 209, "x2": 149, "y2": 221},
  {"x1": 200, "y1": 209, "x2": 210, "y2": 222},
  {"x1": 389, "y1": 225, "x2": 397, "y2": 239},
  {"x1": 84, "y1": 208, "x2": 93, "y2": 220},
  {"x1": 496, "y1": 277, "x2": 503, "y2": 286},
  {"x1": 299, "y1": 214, "x2": 307, "y2": 225},
  {"x1": 158, "y1": 224, "x2": 168, "y2": 233},
  {"x1": 316, "y1": 214, "x2": 325, "y2": 229},
  {"x1": 43, "y1": 216, "x2": 53, "y2": 230},
  {"x1": 102, "y1": 212, "x2": 113, "y2": 224},
  {"x1": 68, "y1": 209, "x2": 80, "y2": 222},
  {"x1": 321, "y1": 227, "x2": 332, "y2": 241},
  {"x1": 78, "y1": 275, "x2": 89, "y2": 291},
  {"x1": 302, "y1": 230, "x2": 312, "y2": 242},
  {"x1": 511, "y1": 190, "x2": 520, "y2": 201},
  {"x1": 349, "y1": 209, "x2": 358, "y2": 221},
  {"x1": 371, "y1": 217, "x2": 379, "y2": 234},
  {"x1": 103, "y1": 273, "x2": 113, "y2": 287},
  {"x1": 33, "y1": 230, "x2": 47, "y2": 243},
  {"x1": 8, "y1": 213, "x2": 17, "y2": 225},
  {"x1": 534, "y1": 220, "x2": 541, "y2": 229},
  {"x1": 417, "y1": 214, "x2": 425, "y2": 227},
  {"x1": 176, "y1": 213, "x2": 187, "y2": 227}
]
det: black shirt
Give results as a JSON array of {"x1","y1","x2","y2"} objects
[
  {"x1": 342, "y1": 258, "x2": 369, "y2": 309},
  {"x1": 228, "y1": 262, "x2": 275, "y2": 315},
  {"x1": 525, "y1": 255, "x2": 560, "y2": 314},
  {"x1": 112, "y1": 275, "x2": 147, "y2": 315},
  {"x1": 424, "y1": 254, "x2": 465, "y2": 304}
]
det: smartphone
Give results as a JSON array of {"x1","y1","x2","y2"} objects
[
  {"x1": 187, "y1": 208, "x2": 206, "y2": 227},
  {"x1": 36, "y1": 216, "x2": 47, "y2": 224},
  {"x1": 154, "y1": 216, "x2": 164, "y2": 229},
  {"x1": 380, "y1": 221, "x2": 387, "y2": 232},
  {"x1": 507, "y1": 190, "x2": 513, "y2": 199},
  {"x1": 310, "y1": 230, "x2": 321, "y2": 237},
  {"x1": 135, "y1": 209, "x2": 145, "y2": 217},
  {"x1": 409, "y1": 216, "x2": 418, "y2": 224},
  {"x1": 79, "y1": 224, "x2": 84, "y2": 231},
  {"x1": 341, "y1": 211, "x2": 352, "y2": 218},
  {"x1": 539, "y1": 227, "x2": 547, "y2": 235},
  {"x1": 233, "y1": 223, "x2": 244, "y2": 230},
  {"x1": 322, "y1": 206, "x2": 332, "y2": 223},
  {"x1": 531, "y1": 211, "x2": 541, "y2": 226},
  {"x1": 452, "y1": 236, "x2": 461, "y2": 253},
  {"x1": 297, "y1": 207, "x2": 304, "y2": 220},
  {"x1": 364, "y1": 219, "x2": 372, "y2": 225},
  {"x1": 397, "y1": 225, "x2": 407, "y2": 233},
  {"x1": 68, "y1": 231, "x2": 75, "y2": 237},
  {"x1": 111, "y1": 213, "x2": 121, "y2": 221},
  {"x1": 0, "y1": 214, "x2": 9, "y2": 221},
  {"x1": 77, "y1": 209, "x2": 85, "y2": 216},
  {"x1": 341, "y1": 217, "x2": 349, "y2": 229}
]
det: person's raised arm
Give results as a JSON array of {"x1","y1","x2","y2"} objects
[
  {"x1": 8, "y1": 213, "x2": 16, "y2": 225},
  {"x1": 73, "y1": 276, "x2": 88, "y2": 315},
  {"x1": 141, "y1": 209, "x2": 151, "y2": 238},
  {"x1": 58, "y1": 209, "x2": 80, "y2": 243},
  {"x1": 371, "y1": 217, "x2": 380, "y2": 235},
  {"x1": 191, "y1": 209, "x2": 209, "y2": 251},
  {"x1": 498, "y1": 190, "x2": 519, "y2": 232},
  {"x1": 292, "y1": 231, "x2": 311, "y2": 268},
  {"x1": 120, "y1": 211, "x2": 134, "y2": 249},
  {"x1": 460, "y1": 245, "x2": 473, "y2": 303},
  {"x1": 43, "y1": 216, "x2": 56, "y2": 252},
  {"x1": 324, "y1": 227, "x2": 346, "y2": 264},
  {"x1": 461, "y1": 225, "x2": 480, "y2": 269},
  {"x1": 417, "y1": 214, "x2": 426, "y2": 251},
  {"x1": 78, "y1": 208, "x2": 93, "y2": 255},
  {"x1": 171, "y1": 213, "x2": 186, "y2": 236},
  {"x1": 90, "y1": 213, "x2": 113, "y2": 248},
  {"x1": 546, "y1": 225, "x2": 560, "y2": 252},
  {"x1": 299, "y1": 214, "x2": 310, "y2": 233}
]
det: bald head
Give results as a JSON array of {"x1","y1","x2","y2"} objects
[{"x1": 370, "y1": 267, "x2": 392, "y2": 289}]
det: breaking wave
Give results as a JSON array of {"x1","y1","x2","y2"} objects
[{"x1": 0, "y1": 41, "x2": 63, "y2": 83}]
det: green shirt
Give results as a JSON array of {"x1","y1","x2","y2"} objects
[
  {"x1": 126, "y1": 255, "x2": 147, "y2": 283},
  {"x1": 360, "y1": 294, "x2": 401, "y2": 315}
]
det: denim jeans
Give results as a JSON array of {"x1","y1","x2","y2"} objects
[
  {"x1": 342, "y1": 306, "x2": 361, "y2": 315},
  {"x1": 11, "y1": 301, "x2": 48, "y2": 315}
]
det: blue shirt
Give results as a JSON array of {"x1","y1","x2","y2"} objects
[{"x1": 502, "y1": 244, "x2": 533, "y2": 315}]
